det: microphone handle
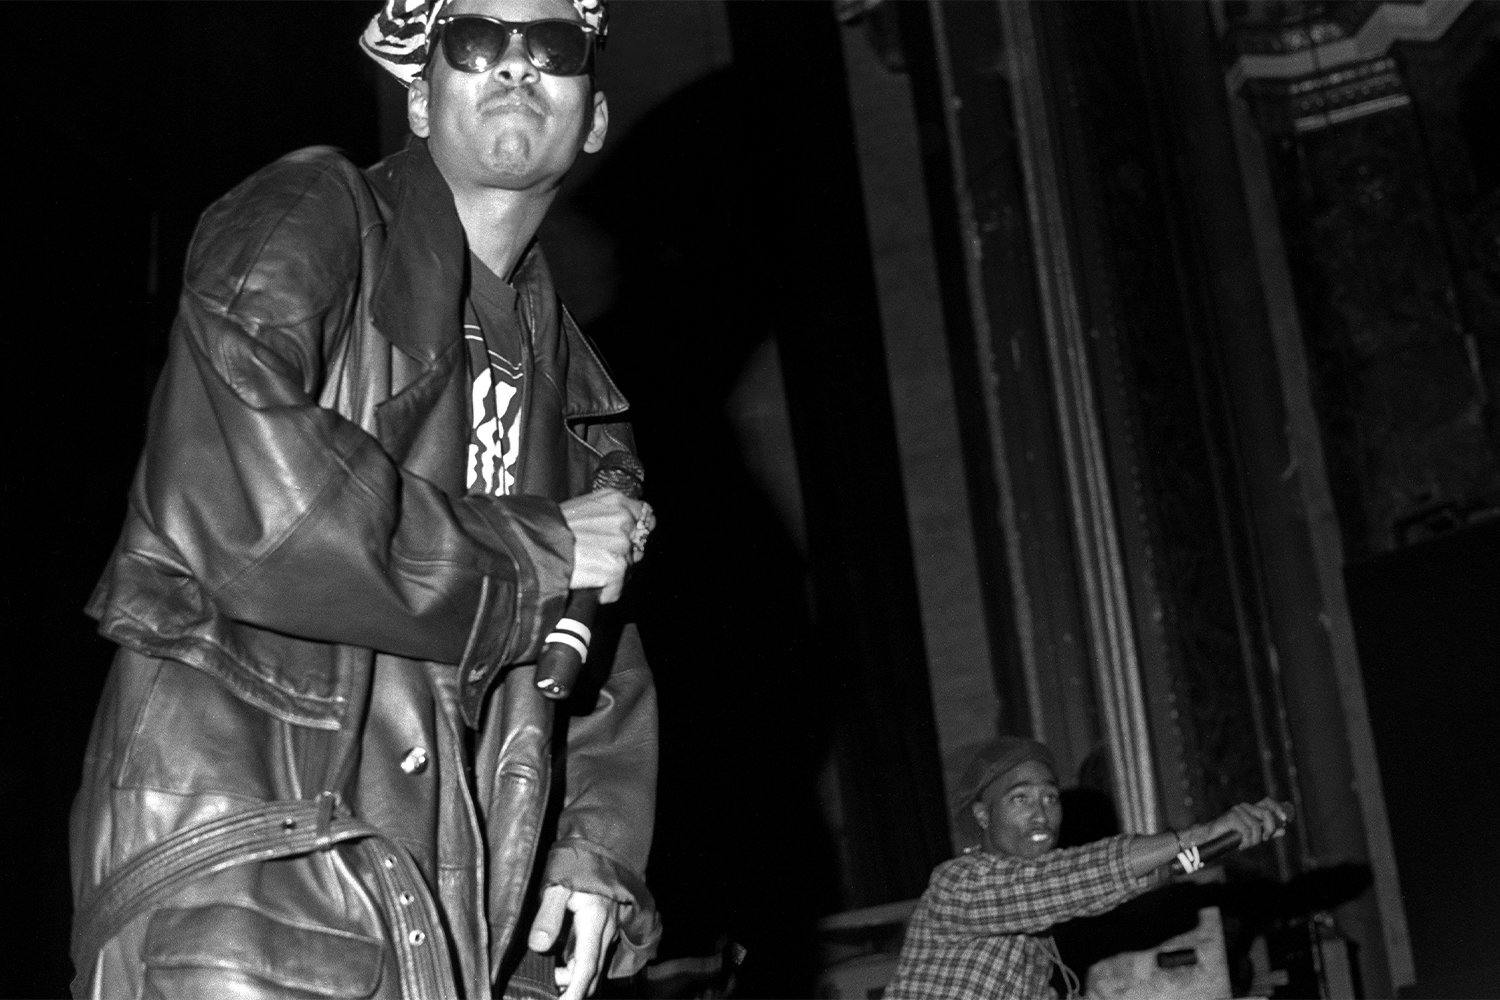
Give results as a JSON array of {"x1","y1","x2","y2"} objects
[
  {"x1": 535, "y1": 449, "x2": 645, "y2": 701},
  {"x1": 1170, "y1": 830, "x2": 1241, "y2": 875},
  {"x1": 535, "y1": 589, "x2": 601, "y2": 700}
]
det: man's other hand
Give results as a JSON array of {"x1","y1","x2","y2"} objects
[
  {"x1": 529, "y1": 885, "x2": 620, "y2": 1000},
  {"x1": 560, "y1": 489, "x2": 645, "y2": 603}
]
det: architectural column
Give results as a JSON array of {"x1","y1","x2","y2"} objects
[{"x1": 835, "y1": 5, "x2": 1003, "y2": 828}]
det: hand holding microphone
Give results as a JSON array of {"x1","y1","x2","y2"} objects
[
  {"x1": 536, "y1": 451, "x2": 650, "y2": 700},
  {"x1": 558, "y1": 491, "x2": 643, "y2": 604},
  {"x1": 1170, "y1": 797, "x2": 1291, "y2": 875}
]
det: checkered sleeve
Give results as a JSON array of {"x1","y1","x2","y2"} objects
[{"x1": 919, "y1": 835, "x2": 1149, "y2": 937}]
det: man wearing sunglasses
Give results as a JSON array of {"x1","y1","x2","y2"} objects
[{"x1": 70, "y1": 1, "x2": 659, "y2": 999}]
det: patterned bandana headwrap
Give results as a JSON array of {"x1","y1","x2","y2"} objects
[{"x1": 361, "y1": 0, "x2": 607, "y2": 87}]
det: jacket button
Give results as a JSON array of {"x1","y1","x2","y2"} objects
[{"x1": 399, "y1": 747, "x2": 429, "y2": 775}]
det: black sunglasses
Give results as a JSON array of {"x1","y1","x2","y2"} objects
[{"x1": 430, "y1": 15, "x2": 597, "y2": 78}]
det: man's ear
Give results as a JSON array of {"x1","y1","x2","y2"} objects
[
  {"x1": 407, "y1": 79, "x2": 432, "y2": 138},
  {"x1": 582, "y1": 90, "x2": 609, "y2": 154},
  {"x1": 971, "y1": 801, "x2": 988, "y2": 830}
]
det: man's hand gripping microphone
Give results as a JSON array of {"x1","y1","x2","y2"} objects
[
  {"x1": 535, "y1": 450, "x2": 646, "y2": 700},
  {"x1": 1170, "y1": 799, "x2": 1291, "y2": 875}
]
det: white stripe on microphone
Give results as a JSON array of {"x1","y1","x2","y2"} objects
[
  {"x1": 544, "y1": 617, "x2": 592, "y2": 662},
  {"x1": 552, "y1": 617, "x2": 591, "y2": 645}
]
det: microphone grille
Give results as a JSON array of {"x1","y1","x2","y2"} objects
[{"x1": 592, "y1": 450, "x2": 645, "y2": 498}]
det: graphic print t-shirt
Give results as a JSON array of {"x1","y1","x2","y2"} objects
[{"x1": 464, "y1": 255, "x2": 526, "y2": 496}]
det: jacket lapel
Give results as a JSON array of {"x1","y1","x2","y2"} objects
[
  {"x1": 510, "y1": 249, "x2": 631, "y2": 499},
  {"x1": 361, "y1": 142, "x2": 633, "y2": 500},
  {"x1": 376, "y1": 341, "x2": 468, "y2": 495},
  {"x1": 512, "y1": 247, "x2": 630, "y2": 424},
  {"x1": 367, "y1": 140, "x2": 466, "y2": 367},
  {"x1": 364, "y1": 140, "x2": 470, "y2": 493}
]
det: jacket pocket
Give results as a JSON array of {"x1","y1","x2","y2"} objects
[{"x1": 141, "y1": 902, "x2": 384, "y2": 999}]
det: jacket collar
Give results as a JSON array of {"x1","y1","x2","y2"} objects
[
  {"x1": 367, "y1": 138, "x2": 467, "y2": 367},
  {"x1": 512, "y1": 246, "x2": 630, "y2": 422},
  {"x1": 365, "y1": 138, "x2": 628, "y2": 421}
]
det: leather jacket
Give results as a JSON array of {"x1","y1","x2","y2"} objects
[{"x1": 70, "y1": 140, "x2": 660, "y2": 999}]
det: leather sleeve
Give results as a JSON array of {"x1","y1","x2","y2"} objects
[
  {"x1": 128, "y1": 163, "x2": 571, "y2": 668},
  {"x1": 543, "y1": 622, "x2": 662, "y2": 976}
]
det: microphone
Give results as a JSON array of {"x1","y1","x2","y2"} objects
[
  {"x1": 1170, "y1": 831, "x2": 1241, "y2": 875},
  {"x1": 1170, "y1": 803, "x2": 1291, "y2": 875},
  {"x1": 534, "y1": 450, "x2": 645, "y2": 700}
]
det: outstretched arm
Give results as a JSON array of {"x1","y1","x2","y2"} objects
[
  {"x1": 914, "y1": 797, "x2": 1289, "y2": 939},
  {"x1": 1122, "y1": 797, "x2": 1289, "y2": 879}
]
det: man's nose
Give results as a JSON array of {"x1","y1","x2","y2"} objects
[{"x1": 493, "y1": 30, "x2": 539, "y2": 84}]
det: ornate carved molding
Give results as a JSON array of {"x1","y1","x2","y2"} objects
[
  {"x1": 1220, "y1": 0, "x2": 1471, "y2": 134},
  {"x1": 1222, "y1": 0, "x2": 1470, "y2": 78},
  {"x1": 1244, "y1": 55, "x2": 1408, "y2": 133}
]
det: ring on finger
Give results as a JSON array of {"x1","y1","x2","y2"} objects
[{"x1": 630, "y1": 502, "x2": 655, "y2": 554}]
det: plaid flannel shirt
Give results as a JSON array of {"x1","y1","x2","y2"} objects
[{"x1": 883, "y1": 835, "x2": 1151, "y2": 1000}]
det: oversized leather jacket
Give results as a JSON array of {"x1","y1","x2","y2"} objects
[{"x1": 70, "y1": 139, "x2": 660, "y2": 999}]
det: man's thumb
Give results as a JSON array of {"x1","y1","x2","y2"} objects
[{"x1": 529, "y1": 885, "x2": 568, "y2": 951}]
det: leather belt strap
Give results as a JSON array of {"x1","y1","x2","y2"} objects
[{"x1": 71, "y1": 792, "x2": 459, "y2": 1000}]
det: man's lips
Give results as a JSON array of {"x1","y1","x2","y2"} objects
[{"x1": 482, "y1": 91, "x2": 545, "y2": 117}]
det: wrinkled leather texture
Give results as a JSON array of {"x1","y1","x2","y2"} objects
[
  {"x1": 141, "y1": 903, "x2": 384, "y2": 1000},
  {"x1": 72, "y1": 140, "x2": 661, "y2": 998}
]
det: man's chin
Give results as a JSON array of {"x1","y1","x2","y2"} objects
[
  {"x1": 485, "y1": 142, "x2": 532, "y2": 174},
  {"x1": 477, "y1": 151, "x2": 545, "y2": 191}
]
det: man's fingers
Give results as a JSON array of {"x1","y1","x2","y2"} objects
[
  {"x1": 1215, "y1": 805, "x2": 1247, "y2": 846},
  {"x1": 559, "y1": 898, "x2": 607, "y2": 1000},
  {"x1": 598, "y1": 909, "x2": 618, "y2": 996},
  {"x1": 1264, "y1": 798, "x2": 1291, "y2": 834},
  {"x1": 1248, "y1": 801, "x2": 1280, "y2": 842},
  {"x1": 1256, "y1": 804, "x2": 1277, "y2": 840},
  {"x1": 1228, "y1": 800, "x2": 1286, "y2": 847},
  {"x1": 529, "y1": 884, "x2": 569, "y2": 952},
  {"x1": 1237, "y1": 804, "x2": 1264, "y2": 846},
  {"x1": 562, "y1": 490, "x2": 647, "y2": 595},
  {"x1": 1239, "y1": 803, "x2": 1270, "y2": 845},
  {"x1": 589, "y1": 487, "x2": 644, "y2": 524},
  {"x1": 1209, "y1": 803, "x2": 1261, "y2": 847},
  {"x1": 1199, "y1": 799, "x2": 1291, "y2": 858},
  {"x1": 629, "y1": 501, "x2": 655, "y2": 564}
]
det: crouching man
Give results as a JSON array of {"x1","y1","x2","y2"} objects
[{"x1": 884, "y1": 737, "x2": 1286, "y2": 1000}]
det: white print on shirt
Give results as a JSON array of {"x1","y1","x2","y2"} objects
[{"x1": 466, "y1": 329, "x2": 524, "y2": 496}]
